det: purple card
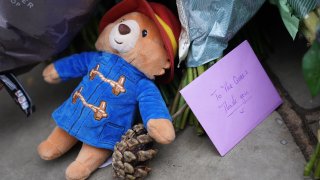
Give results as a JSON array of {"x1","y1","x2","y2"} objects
[{"x1": 180, "y1": 41, "x2": 282, "y2": 156}]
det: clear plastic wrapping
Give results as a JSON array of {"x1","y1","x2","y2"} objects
[{"x1": 177, "y1": 0, "x2": 265, "y2": 67}]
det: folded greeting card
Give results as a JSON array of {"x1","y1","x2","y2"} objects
[{"x1": 180, "y1": 40, "x2": 282, "y2": 156}]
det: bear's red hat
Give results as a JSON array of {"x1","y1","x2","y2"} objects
[{"x1": 99, "y1": 0, "x2": 181, "y2": 83}]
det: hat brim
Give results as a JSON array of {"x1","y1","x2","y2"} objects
[{"x1": 99, "y1": 0, "x2": 175, "y2": 83}]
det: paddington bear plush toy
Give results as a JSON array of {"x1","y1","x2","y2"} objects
[{"x1": 37, "y1": 0, "x2": 181, "y2": 179}]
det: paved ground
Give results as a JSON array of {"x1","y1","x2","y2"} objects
[
  {"x1": 0, "y1": 60, "x2": 306, "y2": 179},
  {"x1": 264, "y1": 14, "x2": 320, "y2": 138}
]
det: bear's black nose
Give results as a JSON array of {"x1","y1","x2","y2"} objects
[{"x1": 118, "y1": 24, "x2": 131, "y2": 35}]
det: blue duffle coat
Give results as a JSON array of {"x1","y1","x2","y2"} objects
[{"x1": 52, "y1": 52, "x2": 171, "y2": 150}]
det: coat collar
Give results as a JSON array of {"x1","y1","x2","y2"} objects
[{"x1": 98, "y1": 52, "x2": 147, "y2": 83}]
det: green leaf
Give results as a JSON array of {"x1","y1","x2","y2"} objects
[
  {"x1": 269, "y1": 0, "x2": 300, "y2": 39},
  {"x1": 302, "y1": 41, "x2": 320, "y2": 97}
]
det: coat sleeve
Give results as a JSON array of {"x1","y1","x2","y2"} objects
[
  {"x1": 136, "y1": 79, "x2": 172, "y2": 128},
  {"x1": 53, "y1": 52, "x2": 98, "y2": 81}
]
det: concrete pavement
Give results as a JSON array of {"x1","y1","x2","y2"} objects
[{"x1": 0, "y1": 62, "x2": 306, "y2": 180}]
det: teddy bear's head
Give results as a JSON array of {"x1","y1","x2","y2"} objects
[
  {"x1": 96, "y1": 12, "x2": 169, "y2": 80},
  {"x1": 95, "y1": 0, "x2": 180, "y2": 83}
]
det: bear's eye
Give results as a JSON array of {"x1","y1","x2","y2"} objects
[
  {"x1": 142, "y1": 30, "x2": 148, "y2": 37},
  {"x1": 120, "y1": 19, "x2": 125, "y2": 22}
]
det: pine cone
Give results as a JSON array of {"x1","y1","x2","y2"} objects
[{"x1": 112, "y1": 124, "x2": 157, "y2": 180}]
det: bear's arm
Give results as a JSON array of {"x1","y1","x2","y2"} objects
[
  {"x1": 136, "y1": 79, "x2": 172, "y2": 128},
  {"x1": 53, "y1": 52, "x2": 98, "y2": 81}
]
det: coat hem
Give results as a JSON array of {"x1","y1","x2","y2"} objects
[{"x1": 54, "y1": 118, "x2": 116, "y2": 151}]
